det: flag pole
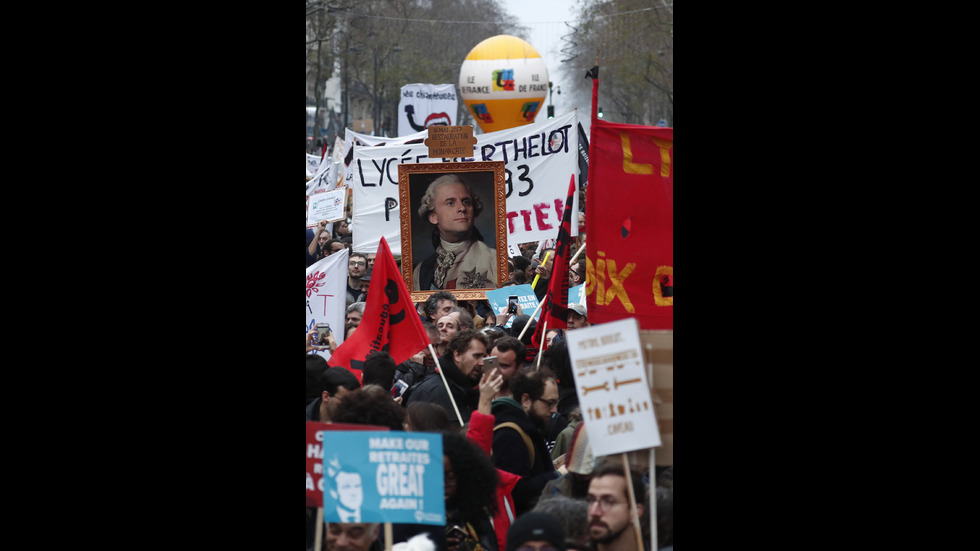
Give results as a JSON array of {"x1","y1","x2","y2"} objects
[
  {"x1": 428, "y1": 342, "x2": 464, "y2": 426},
  {"x1": 315, "y1": 508, "x2": 324, "y2": 551},
  {"x1": 621, "y1": 453, "x2": 645, "y2": 551},
  {"x1": 531, "y1": 250, "x2": 552, "y2": 290},
  {"x1": 534, "y1": 319, "x2": 548, "y2": 370},
  {"x1": 517, "y1": 242, "x2": 585, "y2": 344}
]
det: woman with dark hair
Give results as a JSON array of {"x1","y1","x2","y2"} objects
[
  {"x1": 390, "y1": 431, "x2": 499, "y2": 551},
  {"x1": 404, "y1": 401, "x2": 454, "y2": 432},
  {"x1": 413, "y1": 173, "x2": 497, "y2": 291}
]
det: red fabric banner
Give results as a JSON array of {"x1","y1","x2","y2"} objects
[
  {"x1": 327, "y1": 237, "x2": 431, "y2": 377},
  {"x1": 532, "y1": 175, "x2": 577, "y2": 348},
  {"x1": 585, "y1": 115, "x2": 673, "y2": 329}
]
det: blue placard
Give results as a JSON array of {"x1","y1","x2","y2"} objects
[
  {"x1": 321, "y1": 431, "x2": 445, "y2": 525},
  {"x1": 485, "y1": 285, "x2": 540, "y2": 328},
  {"x1": 568, "y1": 284, "x2": 583, "y2": 307}
]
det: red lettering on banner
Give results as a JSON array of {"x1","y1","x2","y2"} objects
[
  {"x1": 506, "y1": 211, "x2": 519, "y2": 233},
  {"x1": 533, "y1": 203, "x2": 553, "y2": 231}
]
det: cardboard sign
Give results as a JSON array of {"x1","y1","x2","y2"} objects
[
  {"x1": 307, "y1": 187, "x2": 347, "y2": 226},
  {"x1": 424, "y1": 125, "x2": 477, "y2": 158},
  {"x1": 566, "y1": 318, "x2": 661, "y2": 455},
  {"x1": 641, "y1": 330, "x2": 673, "y2": 466},
  {"x1": 321, "y1": 431, "x2": 445, "y2": 525},
  {"x1": 306, "y1": 422, "x2": 389, "y2": 508}
]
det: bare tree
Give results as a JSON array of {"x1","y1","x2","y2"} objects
[{"x1": 560, "y1": 0, "x2": 673, "y2": 126}]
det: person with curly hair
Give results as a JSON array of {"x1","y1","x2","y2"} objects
[
  {"x1": 330, "y1": 385, "x2": 406, "y2": 431},
  {"x1": 390, "y1": 431, "x2": 499, "y2": 551}
]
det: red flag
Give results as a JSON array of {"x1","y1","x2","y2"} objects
[
  {"x1": 531, "y1": 175, "x2": 577, "y2": 348},
  {"x1": 585, "y1": 67, "x2": 673, "y2": 329},
  {"x1": 327, "y1": 237, "x2": 431, "y2": 378}
]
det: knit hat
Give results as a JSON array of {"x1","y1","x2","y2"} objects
[{"x1": 506, "y1": 512, "x2": 566, "y2": 551}]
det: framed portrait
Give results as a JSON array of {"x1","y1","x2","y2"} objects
[{"x1": 398, "y1": 161, "x2": 508, "y2": 303}]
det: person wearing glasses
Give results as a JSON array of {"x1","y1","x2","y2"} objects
[
  {"x1": 345, "y1": 252, "x2": 369, "y2": 307},
  {"x1": 413, "y1": 173, "x2": 498, "y2": 291},
  {"x1": 586, "y1": 462, "x2": 650, "y2": 551},
  {"x1": 490, "y1": 367, "x2": 561, "y2": 517}
]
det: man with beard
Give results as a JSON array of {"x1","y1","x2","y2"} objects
[
  {"x1": 402, "y1": 329, "x2": 489, "y2": 428},
  {"x1": 586, "y1": 462, "x2": 649, "y2": 551},
  {"x1": 490, "y1": 367, "x2": 561, "y2": 516}
]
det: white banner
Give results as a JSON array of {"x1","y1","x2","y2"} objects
[
  {"x1": 306, "y1": 161, "x2": 341, "y2": 229},
  {"x1": 348, "y1": 111, "x2": 579, "y2": 256},
  {"x1": 306, "y1": 248, "x2": 350, "y2": 363},
  {"x1": 397, "y1": 83, "x2": 458, "y2": 137},
  {"x1": 307, "y1": 153, "x2": 322, "y2": 179}
]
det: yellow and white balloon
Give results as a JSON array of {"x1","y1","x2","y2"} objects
[{"x1": 459, "y1": 35, "x2": 549, "y2": 134}]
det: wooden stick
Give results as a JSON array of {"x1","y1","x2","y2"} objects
[
  {"x1": 535, "y1": 319, "x2": 548, "y2": 370},
  {"x1": 621, "y1": 453, "x2": 645, "y2": 551},
  {"x1": 385, "y1": 522, "x2": 393, "y2": 551},
  {"x1": 315, "y1": 507, "x2": 324, "y2": 551},
  {"x1": 650, "y1": 448, "x2": 658, "y2": 551},
  {"x1": 429, "y1": 342, "x2": 464, "y2": 426}
]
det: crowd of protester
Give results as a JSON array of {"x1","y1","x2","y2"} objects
[{"x1": 306, "y1": 214, "x2": 672, "y2": 551}]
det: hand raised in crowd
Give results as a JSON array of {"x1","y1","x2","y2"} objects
[
  {"x1": 315, "y1": 219, "x2": 328, "y2": 233},
  {"x1": 496, "y1": 303, "x2": 523, "y2": 327},
  {"x1": 306, "y1": 327, "x2": 318, "y2": 353},
  {"x1": 477, "y1": 368, "x2": 503, "y2": 415}
]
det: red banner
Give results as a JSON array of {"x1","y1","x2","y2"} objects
[
  {"x1": 327, "y1": 237, "x2": 431, "y2": 376},
  {"x1": 585, "y1": 120, "x2": 673, "y2": 329},
  {"x1": 306, "y1": 421, "x2": 389, "y2": 508}
]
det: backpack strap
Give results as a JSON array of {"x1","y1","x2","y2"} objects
[{"x1": 494, "y1": 422, "x2": 536, "y2": 468}]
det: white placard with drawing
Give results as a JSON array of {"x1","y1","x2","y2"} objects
[{"x1": 565, "y1": 317, "x2": 661, "y2": 455}]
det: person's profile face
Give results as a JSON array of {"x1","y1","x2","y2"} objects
[
  {"x1": 491, "y1": 348, "x2": 520, "y2": 381},
  {"x1": 435, "y1": 299, "x2": 455, "y2": 320},
  {"x1": 330, "y1": 242, "x2": 347, "y2": 255},
  {"x1": 336, "y1": 471, "x2": 363, "y2": 510},
  {"x1": 454, "y1": 339, "x2": 486, "y2": 380},
  {"x1": 427, "y1": 182, "x2": 474, "y2": 237}
]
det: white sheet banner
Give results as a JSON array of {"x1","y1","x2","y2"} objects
[
  {"x1": 306, "y1": 248, "x2": 349, "y2": 363},
  {"x1": 307, "y1": 154, "x2": 322, "y2": 178},
  {"x1": 397, "y1": 83, "x2": 458, "y2": 137},
  {"x1": 349, "y1": 111, "x2": 579, "y2": 255}
]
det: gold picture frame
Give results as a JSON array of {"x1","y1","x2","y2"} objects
[{"x1": 398, "y1": 161, "x2": 508, "y2": 303}]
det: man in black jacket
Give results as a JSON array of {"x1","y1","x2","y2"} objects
[
  {"x1": 490, "y1": 366, "x2": 561, "y2": 515},
  {"x1": 402, "y1": 329, "x2": 489, "y2": 427}
]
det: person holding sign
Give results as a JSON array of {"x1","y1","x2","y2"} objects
[{"x1": 413, "y1": 174, "x2": 497, "y2": 291}]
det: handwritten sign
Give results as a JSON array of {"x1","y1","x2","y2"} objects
[
  {"x1": 565, "y1": 318, "x2": 661, "y2": 454},
  {"x1": 320, "y1": 431, "x2": 445, "y2": 525},
  {"x1": 307, "y1": 187, "x2": 347, "y2": 226},
  {"x1": 424, "y1": 125, "x2": 478, "y2": 158}
]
